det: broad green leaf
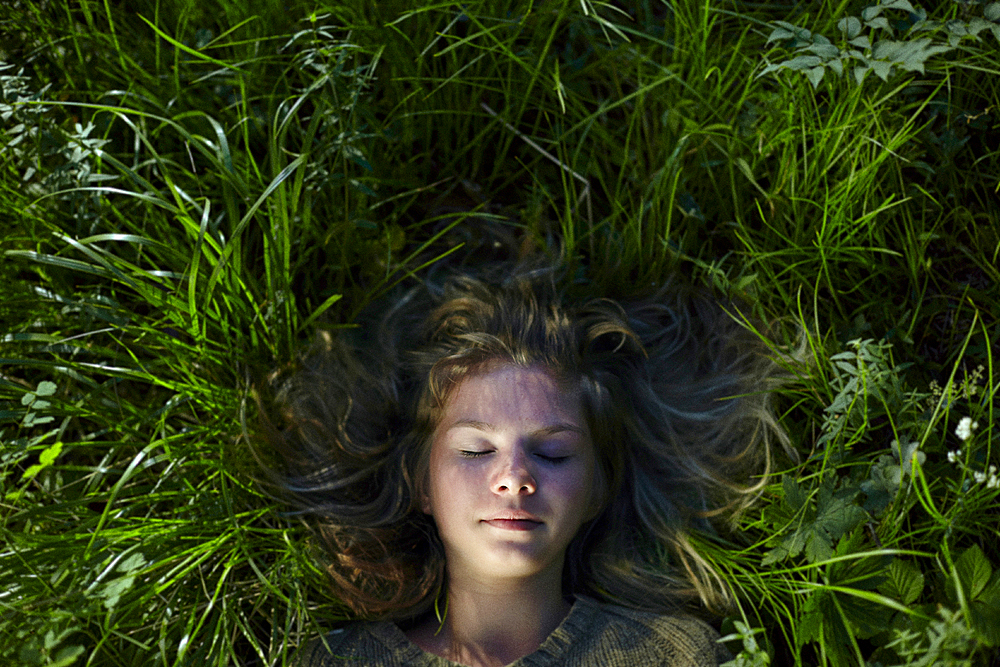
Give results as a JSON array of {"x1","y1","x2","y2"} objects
[
  {"x1": 986, "y1": 2, "x2": 1000, "y2": 21},
  {"x1": 782, "y1": 55, "x2": 823, "y2": 70},
  {"x1": 838, "y1": 17, "x2": 862, "y2": 39},
  {"x1": 968, "y1": 18, "x2": 992, "y2": 38},
  {"x1": 882, "y1": 0, "x2": 916, "y2": 13},
  {"x1": 23, "y1": 413, "x2": 55, "y2": 427},
  {"x1": 50, "y1": 646, "x2": 85, "y2": 667},
  {"x1": 734, "y1": 273, "x2": 758, "y2": 291},
  {"x1": 19, "y1": 645, "x2": 42, "y2": 664},
  {"x1": 971, "y1": 571, "x2": 1000, "y2": 646},
  {"x1": 955, "y1": 544, "x2": 992, "y2": 599},
  {"x1": 783, "y1": 475, "x2": 807, "y2": 510},
  {"x1": 873, "y1": 39, "x2": 951, "y2": 73},
  {"x1": 836, "y1": 586, "x2": 894, "y2": 639},
  {"x1": 99, "y1": 573, "x2": 137, "y2": 610},
  {"x1": 971, "y1": 599, "x2": 1000, "y2": 647},
  {"x1": 811, "y1": 589, "x2": 856, "y2": 665},
  {"x1": 804, "y1": 44, "x2": 838, "y2": 59},
  {"x1": 981, "y1": 572, "x2": 1000, "y2": 604},
  {"x1": 948, "y1": 21, "x2": 971, "y2": 38},
  {"x1": 799, "y1": 609, "x2": 823, "y2": 644},
  {"x1": 835, "y1": 360, "x2": 859, "y2": 375},
  {"x1": 35, "y1": 381, "x2": 57, "y2": 396},
  {"x1": 761, "y1": 545, "x2": 787, "y2": 567},
  {"x1": 971, "y1": 574, "x2": 1000, "y2": 645},
  {"x1": 790, "y1": 478, "x2": 867, "y2": 563},
  {"x1": 806, "y1": 65, "x2": 826, "y2": 88},
  {"x1": 862, "y1": 6, "x2": 883, "y2": 21},
  {"x1": 118, "y1": 552, "x2": 147, "y2": 573},
  {"x1": 861, "y1": 466, "x2": 893, "y2": 513},
  {"x1": 881, "y1": 559, "x2": 925, "y2": 604},
  {"x1": 786, "y1": 528, "x2": 808, "y2": 557},
  {"x1": 871, "y1": 60, "x2": 893, "y2": 81},
  {"x1": 805, "y1": 530, "x2": 834, "y2": 562},
  {"x1": 21, "y1": 441, "x2": 64, "y2": 481},
  {"x1": 768, "y1": 21, "x2": 811, "y2": 44},
  {"x1": 816, "y1": 494, "x2": 865, "y2": 537}
]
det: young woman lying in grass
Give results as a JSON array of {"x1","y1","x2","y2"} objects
[{"x1": 262, "y1": 264, "x2": 789, "y2": 666}]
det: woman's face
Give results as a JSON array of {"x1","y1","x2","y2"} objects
[{"x1": 423, "y1": 364, "x2": 600, "y2": 585}]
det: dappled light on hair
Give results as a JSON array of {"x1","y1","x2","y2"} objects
[{"x1": 256, "y1": 267, "x2": 794, "y2": 619}]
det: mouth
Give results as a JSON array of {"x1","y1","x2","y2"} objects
[
  {"x1": 483, "y1": 518, "x2": 542, "y2": 531},
  {"x1": 483, "y1": 512, "x2": 543, "y2": 531}
]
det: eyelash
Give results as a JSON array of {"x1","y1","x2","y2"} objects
[{"x1": 459, "y1": 451, "x2": 569, "y2": 463}]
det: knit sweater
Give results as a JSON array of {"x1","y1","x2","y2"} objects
[{"x1": 298, "y1": 595, "x2": 729, "y2": 666}]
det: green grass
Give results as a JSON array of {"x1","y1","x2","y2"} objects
[{"x1": 2, "y1": 0, "x2": 998, "y2": 664}]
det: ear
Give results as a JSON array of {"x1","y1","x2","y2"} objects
[{"x1": 420, "y1": 491, "x2": 433, "y2": 515}]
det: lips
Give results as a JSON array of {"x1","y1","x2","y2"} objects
[
  {"x1": 483, "y1": 511, "x2": 542, "y2": 531},
  {"x1": 484, "y1": 519, "x2": 542, "y2": 531}
]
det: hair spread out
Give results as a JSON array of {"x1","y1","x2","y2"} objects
[{"x1": 258, "y1": 264, "x2": 792, "y2": 621}]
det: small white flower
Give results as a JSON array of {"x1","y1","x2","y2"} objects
[
  {"x1": 973, "y1": 470, "x2": 987, "y2": 484},
  {"x1": 988, "y1": 476, "x2": 999, "y2": 490},
  {"x1": 948, "y1": 450, "x2": 960, "y2": 464},
  {"x1": 990, "y1": 465, "x2": 997, "y2": 475},
  {"x1": 955, "y1": 417, "x2": 975, "y2": 441}
]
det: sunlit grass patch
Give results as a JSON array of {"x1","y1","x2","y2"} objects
[{"x1": 2, "y1": 0, "x2": 998, "y2": 664}]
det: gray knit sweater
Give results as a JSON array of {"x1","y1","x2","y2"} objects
[{"x1": 299, "y1": 595, "x2": 729, "y2": 666}]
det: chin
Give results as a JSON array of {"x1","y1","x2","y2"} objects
[{"x1": 479, "y1": 549, "x2": 559, "y2": 577}]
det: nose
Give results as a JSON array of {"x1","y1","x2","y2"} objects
[{"x1": 493, "y1": 448, "x2": 536, "y2": 495}]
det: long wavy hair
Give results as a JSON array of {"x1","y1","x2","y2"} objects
[{"x1": 259, "y1": 265, "x2": 791, "y2": 621}]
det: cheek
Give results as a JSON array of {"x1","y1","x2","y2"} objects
[
  {"x1": 550, "y1": 461, "x2": 598, "y2": 509},
  {"x1": 425, "y1": 455, "x2": 478, "y2": 516}
]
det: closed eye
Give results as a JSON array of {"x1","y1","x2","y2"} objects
[
  {"x1": 460, "y1": 450, "x2": 491, "y2": 458},
  {"x1": 536, "y1": 453, "x2": 569, "y2": 463}
]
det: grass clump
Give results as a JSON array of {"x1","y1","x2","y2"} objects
[{"x1": 2, "y1": 0, "x2": 998, "y2": 665}]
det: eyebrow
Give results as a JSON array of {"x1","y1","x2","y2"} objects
[{"x1": 448, "y1": 419, "x2": 586, "y2": 437}]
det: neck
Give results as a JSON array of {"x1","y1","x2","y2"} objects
[{"x1": 410, "y1": 564, "x2": 571, "y2": 667}]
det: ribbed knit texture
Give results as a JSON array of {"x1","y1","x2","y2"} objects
[{"x1": 299, "y1": 596, "x2": 729, "y2": 666}]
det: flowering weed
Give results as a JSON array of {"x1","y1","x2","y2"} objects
[{"x1": 1, "y1": 0, "x2": 997, "y2": 665}]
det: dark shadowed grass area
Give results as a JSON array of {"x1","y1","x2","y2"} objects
[{"x1": 1, "y1": 0, "x2": 998, "y2": 664}]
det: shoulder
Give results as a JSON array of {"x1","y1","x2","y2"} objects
[
  {"x1": 295, "y1": 621, "x2": 430, "y2": 667},
  {"x1": 566, "y1": 596, "x2": 730, "y2": 666},
  {"x1": 296, "y1": 626, "x2": 354, "y2": 667}
]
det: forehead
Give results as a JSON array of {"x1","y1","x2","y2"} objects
[{"x1": 439, "y1": 364, "x2": 584, "y2": 429}]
